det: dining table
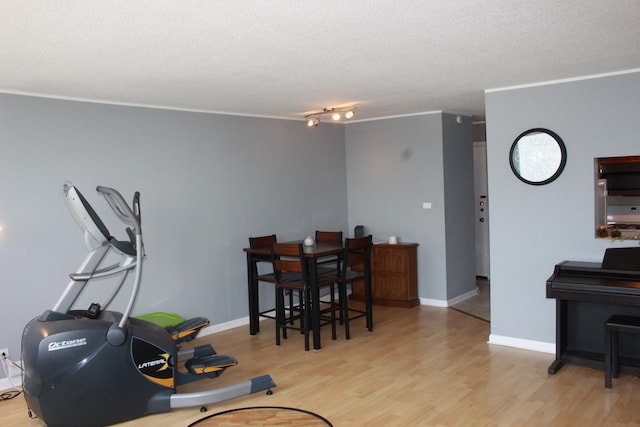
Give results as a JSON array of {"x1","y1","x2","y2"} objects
[{"x1": 243, "y1": 240, "x2": 344, "y2": 350}]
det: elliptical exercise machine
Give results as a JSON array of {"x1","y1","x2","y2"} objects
[{"x1": 22, "y1": 183, "x2": 275, "y2": 427}]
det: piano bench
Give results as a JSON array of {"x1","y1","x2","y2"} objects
[{"x1": 604, "y1": 315, "x2": 640, "y2": 388}]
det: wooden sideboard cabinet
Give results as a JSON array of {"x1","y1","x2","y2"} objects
[{"x1": 351, "y1": 242, "x2": 419, "y2": 308}]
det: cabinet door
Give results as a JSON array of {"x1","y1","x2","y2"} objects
[
  {"x1": 373, "y1": 247, "x2": 408, "y2": 274},
  {"x1": 371, "y1": 244, "x2": 419, "y2": 307},
  {"x1": 373, "y1": 273, "x2": 409, "y2": 301}
]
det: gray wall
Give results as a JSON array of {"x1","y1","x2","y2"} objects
[
  {"x1": 442, "y1": 114, "x2": 476, "y2": 299},
  {"x1": 345, "y1": 113, "x2": 476, "y2": 302},
  {"x1": 0, "y1": 94, "x2": 348, "y2": 364},
  {"x1": 486, "y1": 71, "x2": 640, "y2": 346}
]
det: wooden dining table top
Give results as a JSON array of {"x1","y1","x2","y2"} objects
[{"x1": 243, "y1": 240, "x2": 343, "y2": 257}]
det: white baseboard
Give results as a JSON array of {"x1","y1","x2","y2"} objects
[
  {"x1": 0, "y1": 374, "x2": 22, "y2": 392},
  {"x1": 419, "y1": 288, "x2": 478, "y2": 308},
  {"x1": 419, "y1": 297, "x2": 448, "y2": 307},
  {"x1": 488, "y1": 334, "x2": 555, "y2": 354},
  {"x1": 197, "y1": 316, "x2": 250, "y2": 336},
  {"x1": 447, "y1": 288, "x2": 479, "y2": 306}
]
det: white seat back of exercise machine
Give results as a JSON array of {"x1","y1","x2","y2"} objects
[{"x1": 64, "y1": 183, "x2": 110, "y2": 250}]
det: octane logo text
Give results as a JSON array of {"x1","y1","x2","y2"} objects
[{"x1": 48, "y1": 338, "x2": 87, "y2": 351}]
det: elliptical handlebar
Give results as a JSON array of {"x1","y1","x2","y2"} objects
[
  {"x1": 96, "y1": 186, "x2": 141, "y2": 237},
  {"x1": 94, "y1": 186, "x2": 145, "y2": 341}
]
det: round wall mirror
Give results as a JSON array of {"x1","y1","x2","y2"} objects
[{"x1": 509, "y1": 128, "x2": 567, "y2": 185}]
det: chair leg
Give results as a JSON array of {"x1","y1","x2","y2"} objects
[
  {"x1": 303, "y1": 288, "x2": 311, "y2": 351},
  {"x1": 612, "y1": 329, "x2": 619, "y2": 379},
  {"x1": 341, "y1": 282, "x2": 351, "y2": 340},
  {"x1": 252, "y1": 264, "x2": 259, "y2": 318},
  {"x1": 330, "y1": 285, "x2": 337, "y2": 340},
  {"x1": 298, "y1": 290, "x2": 305, "y2": 333},
  {"x1": 288, "y1": 290, "x2": 294, "y2": 325},
  {"x1": 365, "y1": 276, "x2": 373, "y2": 332},
  {"x1": 605, "y1": 324, "x2": 612, "y2": 388},
  {"x1": 337, "y1": 285, "x2": 345, "y2": 325},
  {"x1": 275, "y1": 288, "x2": 283, "y2": 346}
]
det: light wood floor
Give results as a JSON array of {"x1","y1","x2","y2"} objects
[{"x1": 3, "y1": 304, "x2": 640, "y2": 426}]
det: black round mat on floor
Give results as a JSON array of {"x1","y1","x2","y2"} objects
[{"x1": 188, "y1": 406, "x2": 333, "y2": 426}]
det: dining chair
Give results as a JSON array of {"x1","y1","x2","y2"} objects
[
  {"x1": 313, "y1": 230, "x2": 345, "y2": 322},
  {"x1": 324, "y1": 235, "x2": 373, "y2": 339},
  {"x1": 314, "y1": 230, "x2": 343, "y2": 271},
  {"x1": 248, "y1": 234, "x2": 280, "y2": 321},
  {"x1": 315, "y1": 230, "x2": 343, "y2": 244},
  {"x1": 271, "y1": 242, "x2": 338, "y2": 351}
]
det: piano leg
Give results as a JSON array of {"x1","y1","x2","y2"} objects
[
  {"x1": 548, "y1": 299, "x2": 568, "y2": 375},
  {"x1": 548, "y1": 359, "x2": 565, "y2": 375}
]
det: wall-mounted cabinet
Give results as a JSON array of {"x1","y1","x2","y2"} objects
[{"x1": 595, "y1": 156, "x2": 640, "y2": 239}]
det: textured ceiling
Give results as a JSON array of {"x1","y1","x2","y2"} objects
[{"x1": 1, "y1": 1, "x2": 639, "y2": 122}]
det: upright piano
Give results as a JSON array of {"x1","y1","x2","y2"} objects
[{"x1": 546, "y1": 257, "x2": 640, "y2": 375}]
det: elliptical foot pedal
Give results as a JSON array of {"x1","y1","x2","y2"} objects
[
  {"x1": 185, "y1": 355, "x2": 238, "y2": 378},
  {"x1": 166, "y1": 317, "x2": 210, "y2": 343}
]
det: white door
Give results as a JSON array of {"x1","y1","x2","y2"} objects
[{"x1": 473, "y1": 141, "x2": 490, "y2": 278}]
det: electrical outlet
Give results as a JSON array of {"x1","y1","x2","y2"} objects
[{"x1": 0, "y1": 348, "x2": 9, "y2": 378}]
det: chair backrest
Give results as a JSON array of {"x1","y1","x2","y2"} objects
[
  {"x1": 342, "y1": 235, "x2": 373, "y2": 274},
  {"x1": 315, "y1": 230, "x2": 343, "y2": 244},
  {"x1": 249, "y1": 234, "x2": 277, "y2": 249},
  {"x1": 271, "y1": 242, "x2": 307, "y2": 281},
  {"x1": 249, "y1": 234, "x2": 277, "y2": 262}
]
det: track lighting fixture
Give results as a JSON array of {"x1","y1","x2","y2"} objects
[{"x1": 304, "y1": 105, "x2": 357, "y2": 127}]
